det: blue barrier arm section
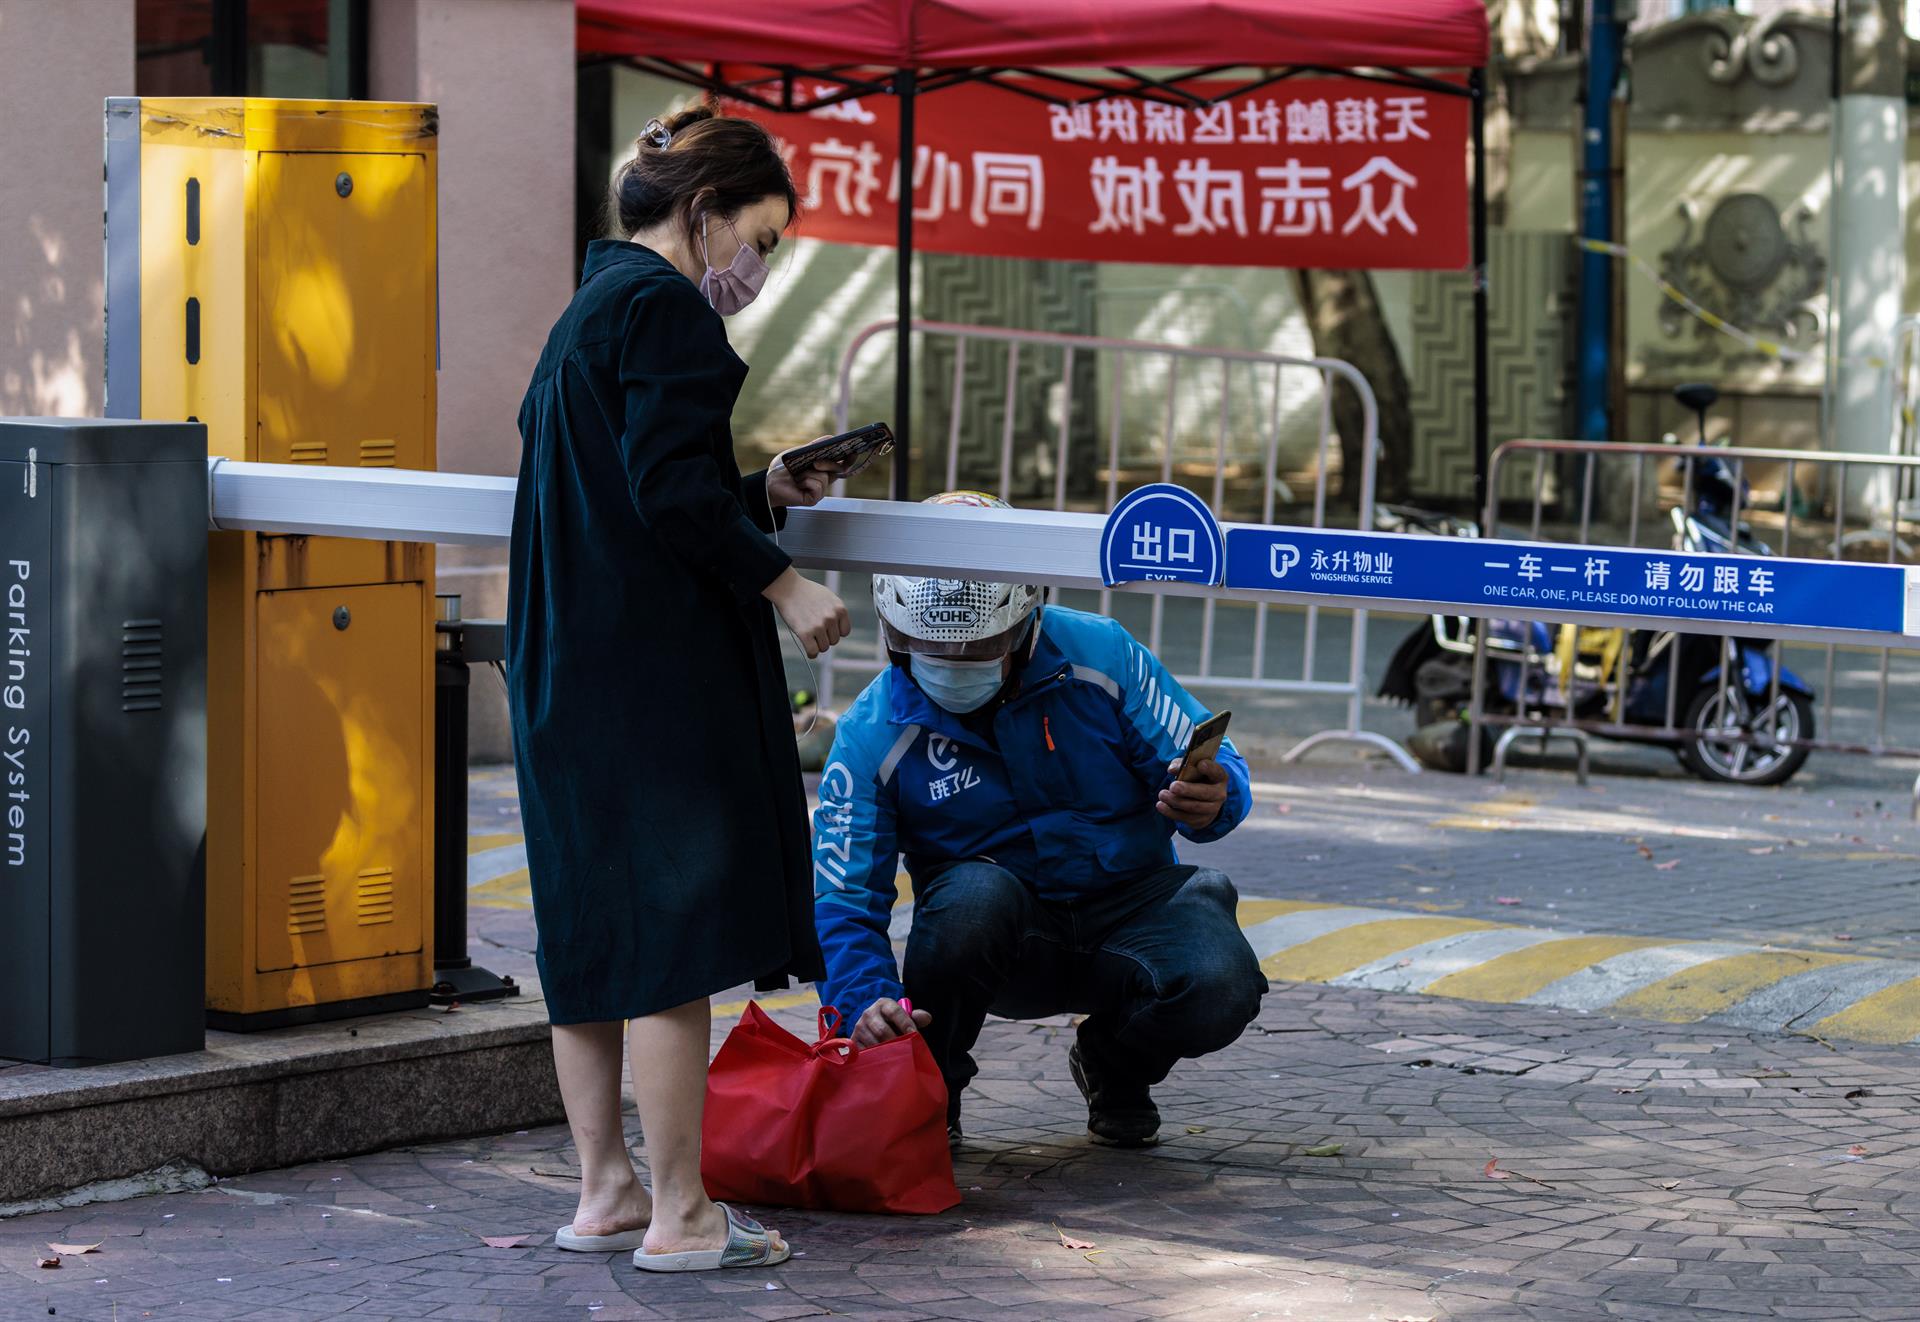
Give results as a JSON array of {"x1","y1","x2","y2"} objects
[
  {"x1": 1223, "y1": 527, "x2": 1915, "y2": 638},
  {"x1": 202, "y1": 468, "x2": 1920, "y2": 651}
]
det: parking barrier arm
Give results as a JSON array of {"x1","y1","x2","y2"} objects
[{"x1": 206, "y1": 462, "x2": 1920, "y2": 652}]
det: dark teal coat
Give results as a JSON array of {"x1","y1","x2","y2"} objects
[{"x1": 507, "y1": 240, "x2": 824, "y2": 1024}]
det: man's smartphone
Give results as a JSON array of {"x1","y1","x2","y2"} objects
[
  {"x1": 1176, "y1": 710, "x2": 1232, "y2": 783},
  {"x1": 781, "y1": 421, "x2": 895, "y2": 480}
]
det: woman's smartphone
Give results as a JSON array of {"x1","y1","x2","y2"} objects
[
  {"x1": 1176, "y1": 710, "x2": 1232, "y2": 782},
  {"x1": 782, "y1": 421, "x2": 895, "y2": 480}
]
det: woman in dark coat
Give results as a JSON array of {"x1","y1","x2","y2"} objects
[{"x1": 507, "y1": 108, "x2": 849, "y2": 1273}]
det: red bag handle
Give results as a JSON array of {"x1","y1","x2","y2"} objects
[{"x1": 811, "y1": 1005, "x2": 862, "y2": 1065}]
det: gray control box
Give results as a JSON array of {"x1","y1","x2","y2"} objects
[{"x1": 0, "y1": 418, "x2": 207, "y2": 1065}]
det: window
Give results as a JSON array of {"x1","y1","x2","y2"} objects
[{"x1": 136, "y1": 0, "x2": 365, "y2": 99}]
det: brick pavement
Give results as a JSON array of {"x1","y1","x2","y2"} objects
[
  {"x1": 471, "y1": 750, "x2": 1920, "y2": 966},
  {"x1": 7, "y1": 986, "x2": 1920, "y2": 1321},
  {"x1": 1193, "y1": 758, "x2": 1920, "y2": 961},
  {"x1": 465, "y1": 758, "x2": 1920, "y2": 1044}
]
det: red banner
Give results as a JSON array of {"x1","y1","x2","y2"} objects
[{"x1": 729, "y1": 79, "x2": 1469, "y2": 270}]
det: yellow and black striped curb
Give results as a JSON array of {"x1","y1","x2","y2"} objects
[
  {"x1": 1235, "y1": 898, "x2": 1920, "y2": 1047},
  {"x1": 467, "y1": 828, "x2": 1920, "y2": 1046}
]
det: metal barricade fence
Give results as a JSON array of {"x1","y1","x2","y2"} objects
[
  {"x1": 1893, "y1": 315, "x2": 1920, "y2": 473},
  {"x1": 820, "y1": 319, "x2": 1416, "y2": 771},
  {"x1": 195, "y1": 455, "x2": 1920, "y2": 804},
  {"x1": 1468, "y1": 438, "x2": 1920, "y2": 803}
]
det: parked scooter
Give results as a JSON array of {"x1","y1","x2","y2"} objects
[{"x1": 1378, "y1": 384, "x2": 1817, "y2": 785}]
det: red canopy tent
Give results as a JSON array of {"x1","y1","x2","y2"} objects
[{"x1": 578, "y1": 0, "x2": 1492, "y2": 505}]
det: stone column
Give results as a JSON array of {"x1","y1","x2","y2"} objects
[
  {"x1": 372, "y1": 0, "x2": 576, "y2": 763},
  {"x1": 0, "y1": 0, "x2": 136, "y2": 419},
  {"x1": 1831, "y1": 0, "x2": 1906, "y2": 514}
]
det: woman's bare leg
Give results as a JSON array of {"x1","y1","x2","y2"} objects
[
  {"x1": 550, "y1": 1020, "x2": 652, "y2": 1236},
  {"x1": 630, "y1": 997, "x2": 785, "y2": 1256}
]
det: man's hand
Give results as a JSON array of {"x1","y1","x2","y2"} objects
[
  {"x1": 1156, "y1": 756, "x2": 1228, "y2": 830},
  {"x1": 851, "y1": 997, "x2": 933, "y2": 1048},
  {"x1": 767, "y1": 444, "x2": 844, "y2": 509}
]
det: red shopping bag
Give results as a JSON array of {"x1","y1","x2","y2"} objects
[{"x1": 702, "y1": 1001, "x2": 961, "y2": 1214}]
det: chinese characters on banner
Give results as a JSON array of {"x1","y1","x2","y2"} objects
[{"x1": 726, "y1": 78, "x2": 1470, "y2": 269}]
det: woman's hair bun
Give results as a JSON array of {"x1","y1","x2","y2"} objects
[
  {"x1": 608, "y1": 104, "x2": 799, "y2": 244},
  {"x1": 657, "y1": 106, "x2": 715, "y2": 140}
]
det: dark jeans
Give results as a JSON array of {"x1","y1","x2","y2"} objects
[{"x1": 902, "y1": 862, "x2": 1268, "y2": 1096}]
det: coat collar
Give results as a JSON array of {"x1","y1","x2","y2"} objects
[
  {"x1": 581, "y1": 238, "x2": 680, "y2": 284},
  {"x1": 886, "y1": 611, "x2": 1072, "y2": 747}
]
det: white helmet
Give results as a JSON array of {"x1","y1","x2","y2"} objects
[{"x1": 873, "y1": 492, "x2": 1044, "y2": 660}]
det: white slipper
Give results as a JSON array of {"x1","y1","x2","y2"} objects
[
  {"x1": 555, "y1": 1223, "x2": 649, "y2": 1252},
  {"x1": 631, "y1": 1203, "x2": 791, "y2": 1273}
]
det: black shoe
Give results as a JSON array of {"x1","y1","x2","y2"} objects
[
  {"x1": 946, "y1": 1087, "x2": 964, "y2": 1149},
  {"x1": 1068, "y1": 1042, "x2": 1160, "y2": 1148}
]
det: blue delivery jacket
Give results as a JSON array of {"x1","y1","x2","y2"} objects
[{"x1": 811, "y1": 606, "x2": 1252, "y2": 1024}]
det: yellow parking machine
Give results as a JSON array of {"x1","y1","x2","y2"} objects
[{"x1": 105, "y1": 98, "x2": 439, "y2": 1028}]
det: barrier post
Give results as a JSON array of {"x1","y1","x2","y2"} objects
[{"x1": 430, "y1": 595, "x2": 518, "y2": 1007}]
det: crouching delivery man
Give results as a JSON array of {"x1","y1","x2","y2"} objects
[{"x1": 810, "y1": 492, "x2": 1268, "y2": 1148}]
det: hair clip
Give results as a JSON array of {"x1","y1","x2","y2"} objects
[{"x1": 643, "y1": 117, "x2": 673, "y2": 149}]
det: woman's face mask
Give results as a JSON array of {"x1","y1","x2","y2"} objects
[
  {"x1": 697, "y1": 212, "x2": 768, "y2": 316},
  {"x1": 911, "y1": 656, "x2": 1007, "y2": 714}
]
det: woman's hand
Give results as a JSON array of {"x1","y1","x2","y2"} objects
[
  {"x1": 767, "y1": 446, "x2": 841, "y2": 508},
  {"x1": 764, "y1": 567, "x2": 851, "y2": 658}
]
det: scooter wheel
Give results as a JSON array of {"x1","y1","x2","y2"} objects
[{"x1": 1677, "y1": 686, "x2": 1815, "y2": 786}]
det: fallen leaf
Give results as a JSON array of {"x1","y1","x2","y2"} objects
[
  {"x1": 1494, "y1": 896, "x2": 1522, "y2": 906},
  {"x1": 1654, "y1": 860, "x2": 1680, "y2": 871},
  {"x1": 1834, "y1": 934, "x2": 1855, "y2": 942},
  {"x1": 36, "y1": 1256, "x2": 60, "y2": 1270},
  {"x1": 479, "y1": 1235, "x2": 530, "y2": 1249},
  {"x1": 1055, "y1": 1225, "x2": 1097, "y2": 1250},
  {"x1": 530, "y1": 1166, "x2": 581, "y2": 1180},
  {"x1": 1636, "y1": 844, "x2": 1654, "y2": 859},
  {"x1": 1303, "y1": 1143, "x2": 1345, "y2": 1158},
  {"x1": 1849, "y1": 1145, "x2": 1870, "y2": 1157},
  {"x1": 47, "y1": 1243, "x2": 101, "y2": 1255},
  {"x1": 1657, "y1": 1180, "x2": 1682, "y2": 1191},
  {"x1": 1395, "y1": 958, "x2": 1414, "y2": 968},
  {"x1": 1747, "y1": 846, "x2": 1776, "y2": 856},
  {"x1": 1483, "y1": 1157, "x2": 1555, "y2": 1188},
  {"x1": 1845, "y1": 1088, "x2": 1873, "y2": 1101},
  {"x1": 1613, "y1": 1087, "x2": 1642, "y2": 1095},
  {"x1": 1185, "y1": 1126, "x2": 1207, "y2": 1134}
]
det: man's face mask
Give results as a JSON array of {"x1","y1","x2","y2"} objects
[
  {"x1": 697, "y1": 212, "x2": 768, "y2": 316},
  {"x1": 911, "y1": 656, "x2": 1006, "y2": 714}
]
